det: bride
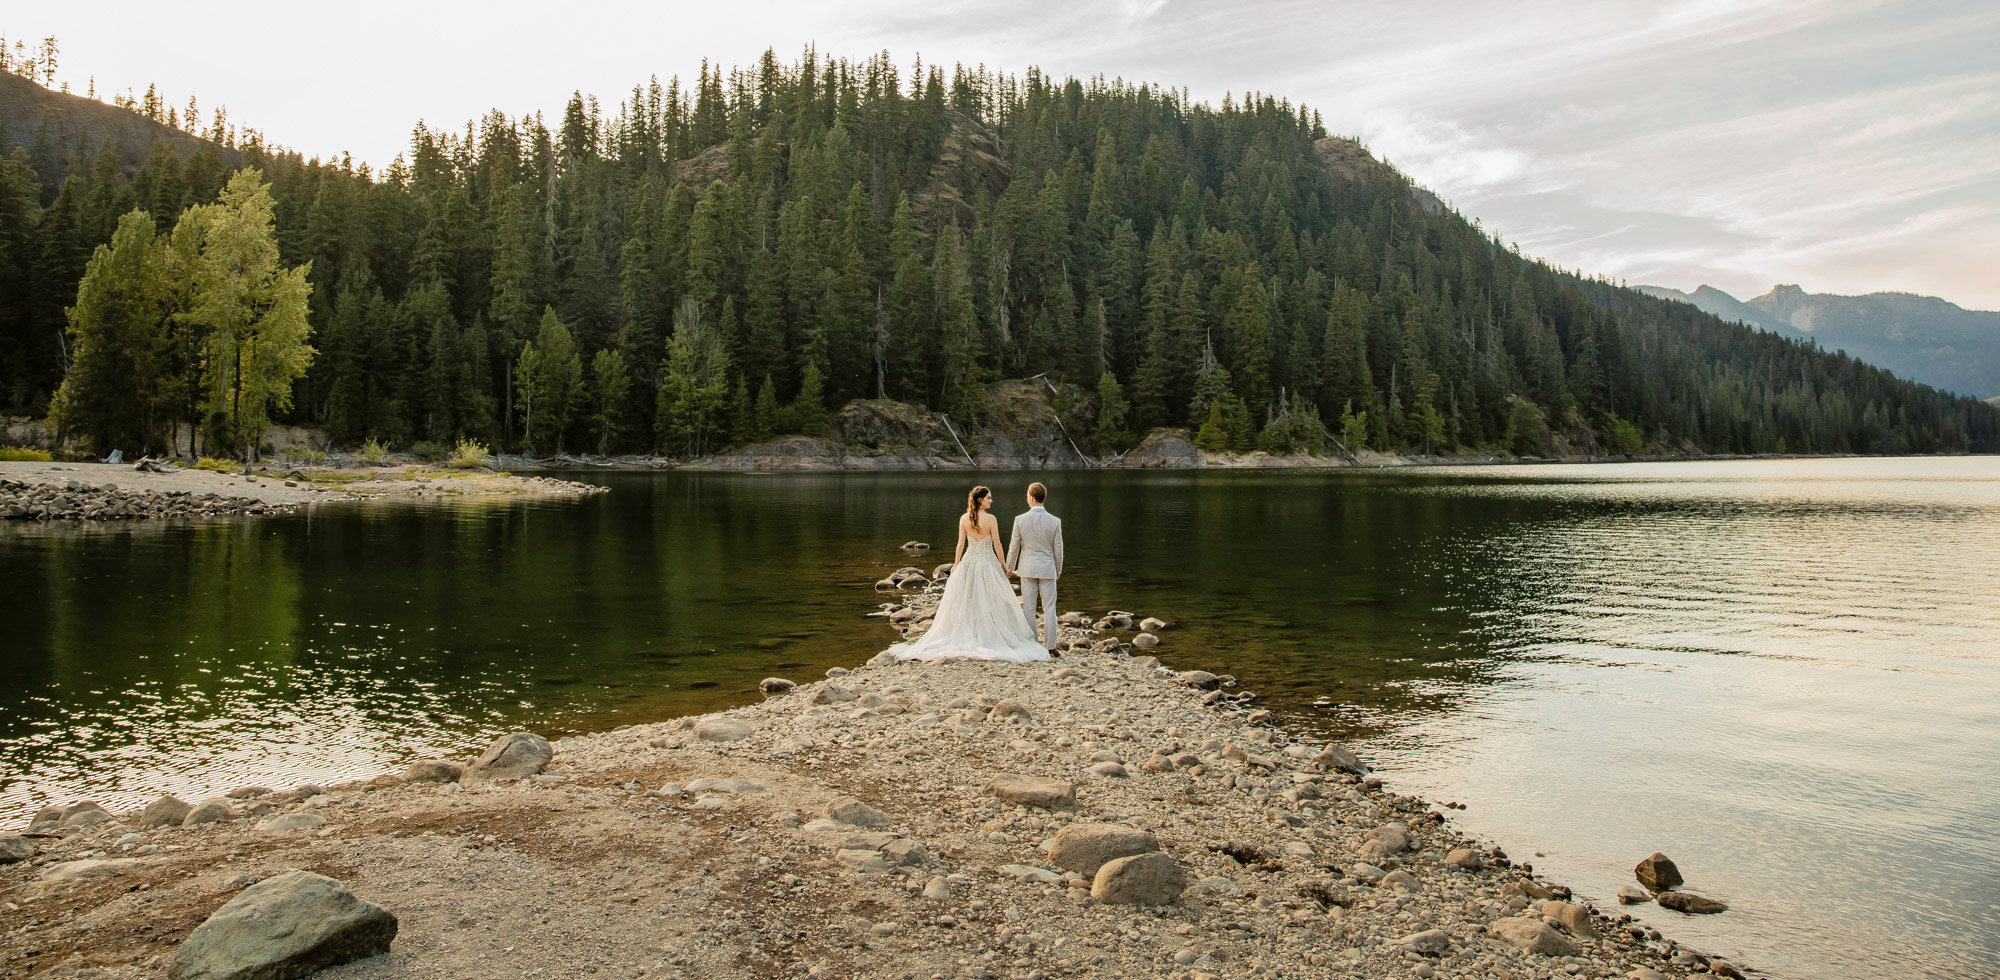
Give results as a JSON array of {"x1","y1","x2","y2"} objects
[{"x1": 888, "y1": 485, "x2": 1051, "y2": 663}]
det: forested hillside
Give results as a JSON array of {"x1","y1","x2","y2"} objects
[{"x1": 4, "y1": 48, "x2": 1996, "y2": 457}]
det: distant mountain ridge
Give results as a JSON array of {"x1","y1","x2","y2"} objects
[{"x1": 1636, "y1": 283, "x2": 2000, "y2": 399}]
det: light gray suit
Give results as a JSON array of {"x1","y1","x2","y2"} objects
[{"x1": 1007, "y1": 505, "x2": 1065, "y2": 650}]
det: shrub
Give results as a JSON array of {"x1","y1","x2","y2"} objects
[
  {"x1": 356, "y1": 438, "x2": 390, "y2": 465},
  {"x1": 193, "y1": 457, "x2": 237, "y2": 473},
  {"x1": 0, "y1": 446, "x2": 53, "y2": 462},
  {"x1": 447, "y1": 438, "x2": 490, "y2": 469},
  {"x1": 407, "y1": 440, "x2": 449, "y2": 462}
]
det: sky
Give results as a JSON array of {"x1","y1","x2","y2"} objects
[{"x1": 13, "y1": 0, "x2": 1999, "y2": 308}]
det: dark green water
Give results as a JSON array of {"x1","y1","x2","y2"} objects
[{"x1": 3, "y1": 460, "x2": 1997, "y2": 979}]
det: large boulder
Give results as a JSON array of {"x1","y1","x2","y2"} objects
[
  {"x1": 182, "y1": 800, "x2": 235, "y2": 828},
  {"x1": 460, "y1": 732, "x2": 553, "y2": 785},
  {"x1": 60, "y1": 801, "x2": 114, "y2": 829},
  {"x1": 0, "y1": 835, "x2": 36, "y2": 864},
  {"x1": 1090, "y1": 852, "x2": 1187, "y2": 905},
  {"x1": 1046, "y1": 824, "x2": 1161, "y2": 876},
  {"x1": 141, "y1": 795, "x2": 195, "y2": 829},
  {"x1": 1358, "y1": 822, "x2": 1410, "y2": 862},
  {"x1": 1540, "y1": 900, "x2": 1597, "y2": 939},
  {"x1": 1489, "y1": 917, "x2": 1578, "y2": 956},
  {"x1": 980, "y1": 775, "x2": 1076, "y2": 810},
  {"x1": 1634, "y1": 852, "x2": 1683, "y2": 891},
  {"x1": 169, "y1": 870, "x2": 397, "y2": 980}
]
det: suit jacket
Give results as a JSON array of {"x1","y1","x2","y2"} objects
[{"x1": 1008, "y1": 506, "x2": 1064, "y2": 579}]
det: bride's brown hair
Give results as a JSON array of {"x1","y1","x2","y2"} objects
[{"x1": 965, "y1": 485, "x2": 991, "y2": 527}]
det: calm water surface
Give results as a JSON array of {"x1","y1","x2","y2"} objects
[{"x1": 3, "y1": 458, "x2": 1996, "y2": 979}]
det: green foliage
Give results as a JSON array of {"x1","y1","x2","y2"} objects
[
  {"x1": 0, "y1": 446, "x2": 52, "y2": 461},
  {"x1": 356, "y1": 437, "x2": 390, "y2": 465},
  {"x1": 1258, "y1": 392, "x2": 1327, "y2": 455},
  {"x1": 1094, "y1": 371, "x2": 1131, "y2": 451},
  {"x1": 1505, "y1": 398, "x2": 1546, "y2": 456},
  {"x1": 447, "y1": 437, "x2": 490, "y2": 468},
  {"x1": 191, "y1": 456, "x2": 235, "y2": 472},
  {"x1": 1602, "y1": 414, "x2": 1646, "y2": 455},
  {"x1": 1337, "y1": 400, "x2": 1369, "y2": 453},
  {"x1": 407, "y1": 440, "x2": 449, "y2": 462},
  {"x1": 795, "y1": 361, "x2": 829, "y2": 437}
]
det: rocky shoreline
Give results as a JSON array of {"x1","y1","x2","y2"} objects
[
  {"x1": 0, "y1": 460, "x2": 607, "y2": 523},
  {"x1": 0, "y1": 577, "x2": 1744, "y2": 980},
  {"x1": 0, "y1": 477, "x2": 303, "y2": 520}
]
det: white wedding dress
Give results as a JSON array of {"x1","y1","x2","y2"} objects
[{"x1": 888, "y1": 532, "x2": 1051, "y2": 663}]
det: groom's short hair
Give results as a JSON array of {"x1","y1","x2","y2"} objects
[{"x1": 1028, "y1": 482, "x2": 1047, "y2": 503}]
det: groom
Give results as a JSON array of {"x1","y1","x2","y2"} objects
[{"x1": 1007, "y1": 482, "x2": 1065, "y2": 656}]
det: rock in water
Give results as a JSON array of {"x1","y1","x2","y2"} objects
[
  {"x1": 1046, "y1": 824, "x2": 1162, "y2": 876},
  {"x1": 1090, "y1": 851, "x2": 1187, "y2": 905},
  {"x1": 759, "y1": 677, "x2": 797, "y2": 693},
  {"x1": 1617, "y1": 883, "x2": 1653, "y2": 905},
  {"x1": 400, "y1": 760, "x2": 463, "y2": 784},
  {"x1": 980, "y1": 775, "x2": 1077, "y2": 810},
  {"x1": 1634, "y1": 852, "x2": 1683, "y2": 891},
  {"x1": 169, "y1": 870, "x2": 397, "y2": 980},
  {"x1": 141, "y1": 795, "x2": 195, "y2": 829},
  {"x1": 1310, "y1": 743, "x2": 1369, "y2": 775},
  {"x1": 1175, "y1": 671, "x2": 1220, "y2": 690},
  {"x1": 1656, "y1": 890, "x2": 1728, "y2": 914},
  {"x1": 1489, "y1": 917, "x2": 1579, "y2": 956},
  {"x1": 459, "y1": 732, "x2": 553, "y2": 785}
]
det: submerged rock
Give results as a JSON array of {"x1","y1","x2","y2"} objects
[
  {"x1": 1656, "y1": 890, "x2": 1728, "y2": 914},
  {"x1": 168, "y1": 869, "x2": 396, "y2": 980}
]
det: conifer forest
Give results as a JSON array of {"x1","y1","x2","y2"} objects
[{"x1": 2, "y1": 47, "x2": 1995, "y2": 458}]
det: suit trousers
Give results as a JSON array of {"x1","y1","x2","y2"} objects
[{"x1": 1019, "y1": 577, "x2": 1058, "y2": 651}]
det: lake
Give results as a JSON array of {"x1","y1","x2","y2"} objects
[{"x1": 3, "y1": 458, "x2": 1996, "y2": 979}]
